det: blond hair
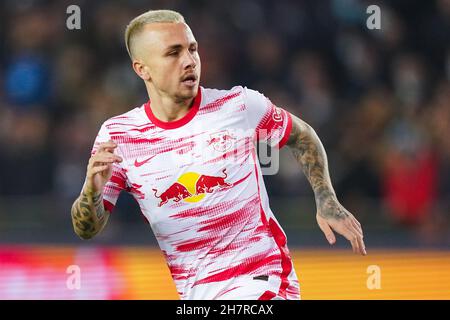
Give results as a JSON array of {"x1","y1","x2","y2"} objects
[{"x1": 125, "y1": 9, "x2": 185, "y2": 59}]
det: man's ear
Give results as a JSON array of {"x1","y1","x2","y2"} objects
[{"x1": 132, "y1": 60, "x2": 151, "y2": 81}]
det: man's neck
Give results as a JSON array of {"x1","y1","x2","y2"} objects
[{"x1": 147, "y1": 87, "x2": 194, "y2": 122}]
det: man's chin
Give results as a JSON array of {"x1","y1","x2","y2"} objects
[{"x1": 177, "y1": 85, "x2": 199, "y2": 100}]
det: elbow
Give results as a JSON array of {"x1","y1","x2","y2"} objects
[
  {"x1": 76, "y1": 232, "x2": 95, "y2": 240},
  {"x1": 72, "y1": 221, "x2": 99, "y2": 240},
  {"x1": 70, "y1": 201, "x2": 108, "y2": 241},
  {"x1": 73, "y1": 228, "x2": 96, "y2": 240}
]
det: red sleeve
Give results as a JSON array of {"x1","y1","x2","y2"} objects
[{"x1": 243, "y1": 86, "x2": 293, "y2": 149}]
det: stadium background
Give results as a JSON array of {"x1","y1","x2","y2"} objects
[{"x1": 0, "y1": 0, "x2": 449, "y2": 299}]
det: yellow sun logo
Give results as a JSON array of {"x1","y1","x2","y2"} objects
[{"x1": 177, "y1": 172, "x2": 205, "y2": 203}]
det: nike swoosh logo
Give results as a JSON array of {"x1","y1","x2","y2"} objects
[{"x1": 134, "y1": 155, "x2": 157, "y2": 167}]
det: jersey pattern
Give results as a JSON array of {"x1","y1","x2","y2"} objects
[{"x1": 90, "y1": 86, "x2": 300, "y2": 300}]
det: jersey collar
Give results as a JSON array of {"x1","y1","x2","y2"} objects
[{"x1": 144, "y1": 87, "x2": 202, "y2": 130}]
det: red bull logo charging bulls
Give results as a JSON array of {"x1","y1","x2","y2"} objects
[{"x1": 152, "y1": 169, "x2": 233, "y2": 207}]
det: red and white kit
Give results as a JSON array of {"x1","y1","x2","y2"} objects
[{"x1": 90, "y1": 86, "x2": 300, "y2": 300}]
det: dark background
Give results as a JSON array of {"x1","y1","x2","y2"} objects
[{"x1": 0, "y1": 0, "x2": 449, "y2": 249}]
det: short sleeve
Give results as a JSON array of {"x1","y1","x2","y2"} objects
[
  {"x1": 87, "y1": 123, "x2": 127, "y2": 213},
  {"x1": 243, "y1": 87, "x2": 293, "y2": 148}
]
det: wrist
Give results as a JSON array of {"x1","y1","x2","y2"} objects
[
  {"x1": 314, "y1": 188, "x2": 337, "y2": 209},
  {"x1": 81, "y1": 185, "x2": 101, "y2": 199}
]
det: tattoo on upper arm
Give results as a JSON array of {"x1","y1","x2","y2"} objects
[{"x1": 287, "y1": 115, "x2": 348, "y2": 220}]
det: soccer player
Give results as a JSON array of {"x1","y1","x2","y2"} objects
[{"x1": 71, "y1": 9, "x2": 366, "y2": 300}]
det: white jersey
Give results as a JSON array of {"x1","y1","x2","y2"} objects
[{"x1": 90, "y1": 86, "x2": 300, "y2": 300}]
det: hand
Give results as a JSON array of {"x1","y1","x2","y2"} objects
[
  {"x1": 316, "y1": 199, "x2": 367, "y2": 256},
  {"x1": 84, "y1": 140, "x2": 123, "y2": 195}
]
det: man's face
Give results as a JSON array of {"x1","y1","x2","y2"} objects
[{"x1": 133, "y1": 22, "x2": 201, "y2": 101}]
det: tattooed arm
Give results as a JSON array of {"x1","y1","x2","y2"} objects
[
  {"x1": 71, "y1": 190, "x2": 110, "y2": 240},
  {"x1": 71, "y1": 141, "x2": 122, "y2": 240},
  {"x1": 286, "y1": 113, "x2": 366, "y2": 255}
]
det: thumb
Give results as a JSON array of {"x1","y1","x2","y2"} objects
[{"x1": 318, "y1": 219, "x2": 336, "y2": 245}]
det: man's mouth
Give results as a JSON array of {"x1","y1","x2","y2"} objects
[{"x1": 181, "y1": 74, "x2": 197, "y2": 86}]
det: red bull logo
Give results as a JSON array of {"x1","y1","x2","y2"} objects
[
  {"x1": 153, "y1": 169, "x2": 233, "y2": 207},
  {"x1": 152, "y1": 182, "x2": 192, "y2": 207},
  {"x1": 207, "y1": 130, "x2": 236, "y2": 152}
]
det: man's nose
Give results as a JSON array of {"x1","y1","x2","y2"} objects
[{"x1": 182, "y1": 50, "x2": 197, "y2": 69}]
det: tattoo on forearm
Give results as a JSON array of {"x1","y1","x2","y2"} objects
[
  {"x1": 287, "y1": 116, "x2": 348, "y2": 220},
  {"x1": 71, "y1": 190, "x2": 109, "y2": 238}
]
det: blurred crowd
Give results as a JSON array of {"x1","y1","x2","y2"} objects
[{"x1": 0, "y1": 0, "x2": 449, "y2": 244}]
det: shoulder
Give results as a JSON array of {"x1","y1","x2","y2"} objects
[
  {"x1": 199, "y1": 86, "x2": 266, "y2": 116},
  {"x1": 200, "y1": 85, "x2": 264, "y2": 99},
  {"x1": 200, "y1": 85, "x2": 246, "y2": 105}
]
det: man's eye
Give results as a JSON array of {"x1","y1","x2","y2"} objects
[
  {"x1": 189, "y1": 47, "x2": 197, "y2": 53},
  {"x1": 168, "y1": 51, "x2": 179, "y2": 56}
]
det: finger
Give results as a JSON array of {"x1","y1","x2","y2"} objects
[
  {"x1": 98, "y1": 151, "x2": 123, "y2": 162},
  {"x1": 91, "y1": 154, "x2": 123, "y2": 165},
  {"x1": 318, "y1": 219, "x2": 336, "y2": 244},
  {"x1": 88, "y1": 165, "x2": 109, "y2": 177},
  {"x1": 90, "y1": 159, "x2": 116, "y2": 168},
  {"x1": 346, "y1": 223, "x2": 362, "y2": 254},
  {"x1": 97, "y1": 141, "x2": 118, "y2": 152},
  {"x1": 347, "y1": 219, "x2": 366, "y2": 255},
  {"x1": 104, "y1": 146, "x2": 118, "y2": 154},
  {"x1": 352, "y1": 223, "x2": 366, "y2": 255},
  {"x1": 348, "y1": 218, "x2": 363, "y2": 238},
  {"x1": 347, "y1": 223, "x2": 365, "y2": 255},
  {"x1": 349, "y1": 217, "x2": 363, "y2": 236},
  {"x1": 358, "y1": 236, "x2": 367, "y2": 255},
  {"x1": 349, "y1": 233, "x2": 359, "y2": 254},
  {"x1": 340, "y1": 225, "x2": 359, "y2": 254}
]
